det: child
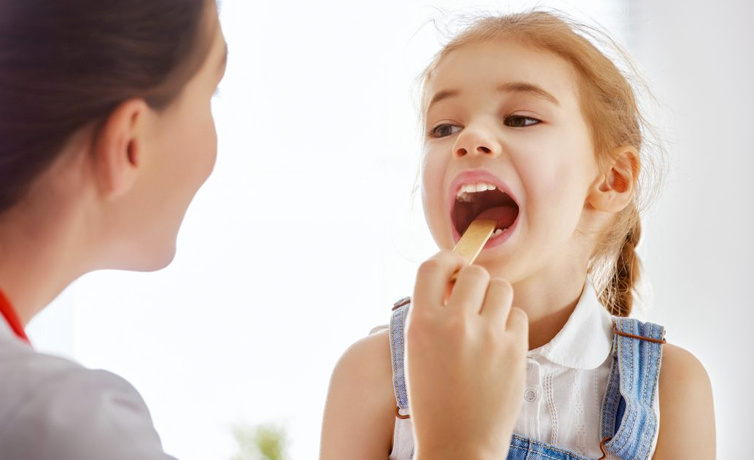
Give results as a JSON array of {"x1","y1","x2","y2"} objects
[{"x1": 320, "y1": 10, "x2": 715, "y2": 460}]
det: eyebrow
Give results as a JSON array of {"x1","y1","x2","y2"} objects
[
  {"x1": 497, "y1": 82, "x2": 560, "y2": 106},
  {"x1": 426, "y1": 81, "x2": 560, "y2": 112},
  {"x1": 426, "y1": 89, "x2": 459, "y2": 112}
]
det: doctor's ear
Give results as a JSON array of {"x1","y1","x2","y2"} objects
[
  {"x1": 92, "y1": 98, "x2": 150, "y2": 198},
  {"x1": 588, "y1": 146, "x2": 640, "y2": 213}
]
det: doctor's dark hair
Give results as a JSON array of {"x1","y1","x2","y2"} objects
[
  {"x1": 0, "y1": 0, "x2": 214, "y2": 214},
  {"x1": 420, "y1": 11, "x2": 664, "y2": 317}
]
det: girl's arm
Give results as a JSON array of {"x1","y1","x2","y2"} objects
[
  {"x1": 653, "y1": 343, "x2": 716, "y2": 459},
  {"x1": 319, "y1": 330, "x2": 396, "y2": 460}
]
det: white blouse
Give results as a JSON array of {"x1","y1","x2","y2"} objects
[
  {"x1": 0, "y1": 319, "x2": 175, "y2": 460},
  {"x1": 389, "y1": 284, "x2": 660, "y2": 460}
]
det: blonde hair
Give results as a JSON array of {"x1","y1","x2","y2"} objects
[{"x1": 420, "y1": 11, "x2": 663, "y2": 316}]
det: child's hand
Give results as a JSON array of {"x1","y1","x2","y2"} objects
[{"x1": 406, "y1": 250, "x2": 529, "y2": 460}]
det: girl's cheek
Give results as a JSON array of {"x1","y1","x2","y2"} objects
[
  {"x1": 421, "y1": 154, "x2": 453, "y2": 246},
  {"x1": 422, "y1": 160, "x2": 445, "y2": 210}
]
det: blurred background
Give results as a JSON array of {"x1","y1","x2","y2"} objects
[{"x1": 26, "y1": 0, "x2": 753, "y2": 458}]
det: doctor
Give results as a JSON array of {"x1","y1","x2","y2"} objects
[{"x1": 0, "y1": 1, "x2": 527, "y2": 458}]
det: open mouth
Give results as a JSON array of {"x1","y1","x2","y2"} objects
[{"x1": 452, "y1": 182, "x2": 520, "y2": 238}]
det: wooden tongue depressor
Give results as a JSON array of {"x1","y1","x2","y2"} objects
[{"x1": 450, "y1": 219, "x2": 497, "y2": 281}]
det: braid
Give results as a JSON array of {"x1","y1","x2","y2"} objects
[{"x1": 601, "y1": 221, "x2": 641, "y2": 317}]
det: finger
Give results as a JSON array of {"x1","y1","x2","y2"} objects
[
  {"x1": 413, "y1": 251, "x2": 467, "y2": 310},
  {"x1": 480, "y1": 277, "x2": 514, "y2": 322},
  {"x1": 446, "y1": 264, "x2": 490, "y2": 315},
  {"x1": 506, "y1": 307, "x2": 529, "y2": 342}
]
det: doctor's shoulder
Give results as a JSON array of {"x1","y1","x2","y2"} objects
[
  {"x1": 320, "y1": 328, "x2": 396, "y2": 459},
  {"x1": 0, "y1": 338, "x2": 174, "y2": 460},
  {"x1": 653, "y1": 342, "x2": 716, "y2": 459}
]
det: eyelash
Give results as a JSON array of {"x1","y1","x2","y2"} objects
[
  {"x1": 505, "y1": 115, "x2": 541, "y2": 128},
  {"x1": 428, "y1": 115, "x2": 541, "y2": 138}
]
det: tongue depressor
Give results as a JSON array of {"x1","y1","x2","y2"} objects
[{"x1": 450, "y1": 218, "x2": 497, "y2": 281}]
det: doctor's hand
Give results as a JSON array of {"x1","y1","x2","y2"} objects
[{"x1": 406, "y1": 251, "x2": 529, "y2": 460}]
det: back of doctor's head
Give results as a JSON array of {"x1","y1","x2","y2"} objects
[
  {"x1": 420, "y1": 10, "x2": 664, "y2": 317},
  {"x1": 0, "y1": 0, "x2": 214, "y2": 215}
]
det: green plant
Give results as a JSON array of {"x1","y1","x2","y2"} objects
[{"x1": 230, "y1": 421, "x2": 289, "y2": 460}]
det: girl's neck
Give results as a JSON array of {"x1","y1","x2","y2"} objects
[{"x1": 511, "y1": 265, "x2": 589, "y2": 351}]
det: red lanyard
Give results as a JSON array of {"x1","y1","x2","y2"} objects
[{"x1": 0, "y1": 288, "x2": 30, "y2": 344}]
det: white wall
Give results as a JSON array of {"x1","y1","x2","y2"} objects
[{"x1": 26, "y1": 0, "x2": 749, "y2": 458}]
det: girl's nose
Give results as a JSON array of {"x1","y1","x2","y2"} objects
[
  {"x1": 456, "y1": 144, "x2": 493, "y2": 156},
  {"x1": 454, "y1": 129, "x2": 501, "y2": 158}
]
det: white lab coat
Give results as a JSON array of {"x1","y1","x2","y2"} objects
[{"x1": 0, "y1": 319, "x2": 176, "y2": 459}]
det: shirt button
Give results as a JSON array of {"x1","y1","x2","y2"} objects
[{"x1": 524, "y1": 387, "x2": 538, "y2": 402}]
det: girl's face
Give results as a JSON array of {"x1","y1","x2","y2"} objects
[{"x1": 421, "y1": 40, "x2": 601, "y2": 284}]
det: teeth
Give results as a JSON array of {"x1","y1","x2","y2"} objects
[
  {"x1": 492, "y1": 228, "x2": 505, "y2": 236},
  {"x1": 456, "y1": 182, "x2": 497, "y2": 200}
]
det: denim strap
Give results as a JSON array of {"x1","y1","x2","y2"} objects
[
  {"x1": 600, "y1": 318, "x2": 665, "y2": 460},
  {"x1": 508, "y1": 435, "x2": 591, "y2": 460},
  {"x1": 389, "y1": 301, "x2": 411, "y2": 416}
]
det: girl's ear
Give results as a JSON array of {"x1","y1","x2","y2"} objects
[
  {"x1": 588, "y1": 146, "x2": 640, "y2": 213},
  {"x1": 91, "y1": 99, "x2": 150, "y2": 198}
]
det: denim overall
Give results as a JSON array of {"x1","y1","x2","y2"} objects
[{"x1": 388, "y1": 297, "x2": 665, "y2": 460}]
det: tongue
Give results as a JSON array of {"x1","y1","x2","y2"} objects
[{"x1": 475, "y1": 206, "x2": 518, "y2": 231}]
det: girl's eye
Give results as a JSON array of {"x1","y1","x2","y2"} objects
[
  {"x1": 504, "y1": 115, "x2": 540, "y2": 128},
  {"x1": 429, "y1": 123, "x2": 462, "y2": 138}
]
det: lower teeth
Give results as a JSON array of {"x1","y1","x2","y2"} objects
[{"x1": 492, "y1": 228, "x2": 506, "y2": 236}]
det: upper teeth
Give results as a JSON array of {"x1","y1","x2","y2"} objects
[{"x1": 456, "y1": 182, "x2": 497, "y2": 202}]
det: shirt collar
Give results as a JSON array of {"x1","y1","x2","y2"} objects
[{"x1": 529, "y1": 283, "x2": 613, "y2": 370}]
